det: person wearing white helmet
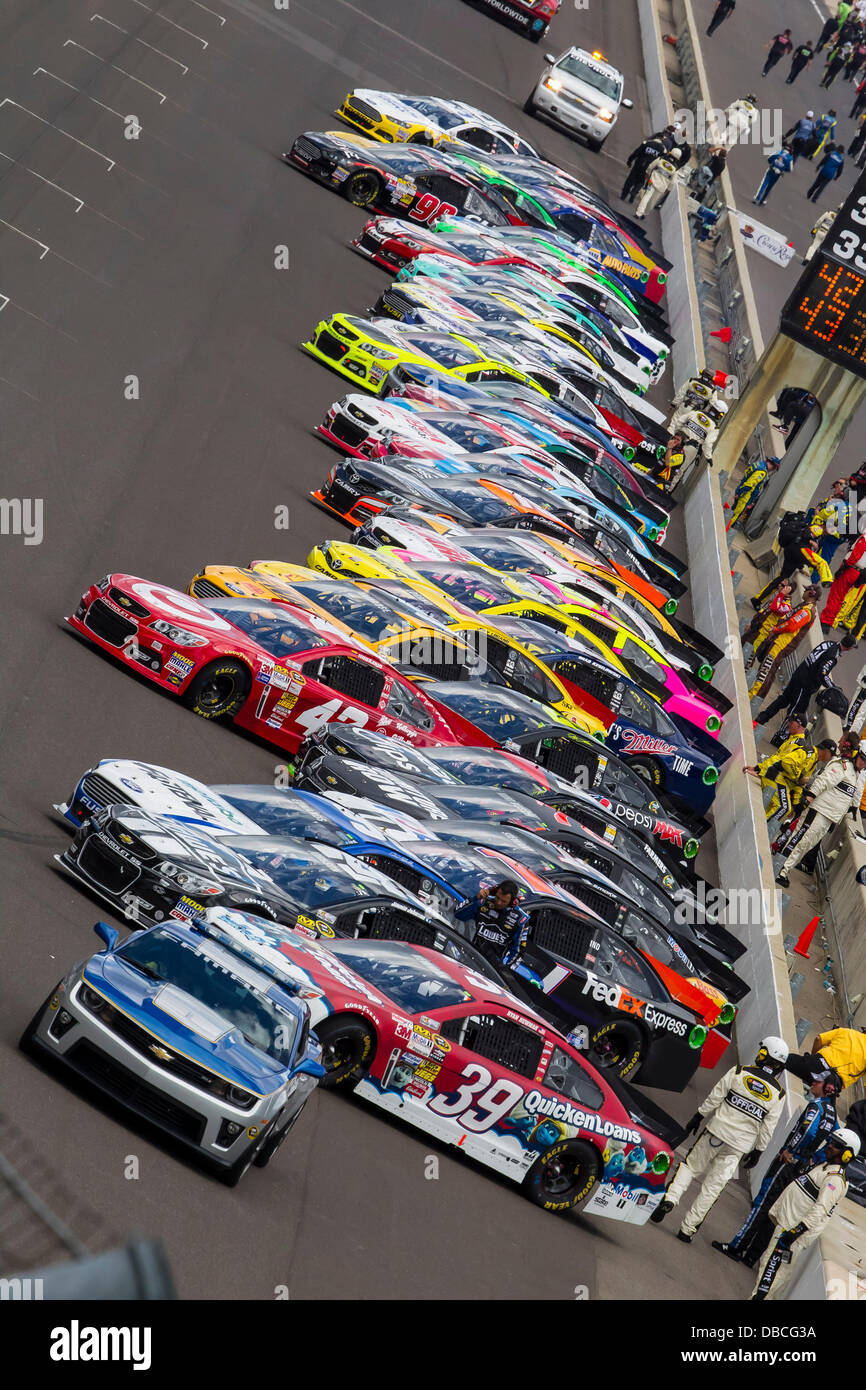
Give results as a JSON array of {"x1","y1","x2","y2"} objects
[
  {"x1": 633, "y1": 146, "x2": 687, "y2": 219},
  {"x1": 752, "y1": 1126, "x2": 860, "y2": 1299},
  {"x1": 650, "y1": 1036, "x2": 788, "y2": 1241}
]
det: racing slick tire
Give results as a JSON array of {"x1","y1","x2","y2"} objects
[
  {"x1": 253, "y1": 1112, "x2": 297, "y2": 1168},
  {"x1": 628, "y1": 755, "x2": 664, "y2": 793},
  {"x1": 524, "y1": 1139, "x2": 599, "y2": 1212},
  {"x1": 18, "y1": 987, "x2": 60, "y2": 1056},
  {"x1": 344, "y1": 170, "x2": 384, "y2": 208},
  {"x1": 589, "y1": 1019, "x2": 645, "y2": 1079},
  {"x1": 184, "y1": 659, "x2": 251, "y2": 721},
  {"x1": 315, "y1": 1015, "x2": 377, "y2": 1088},
  {"x1": 523, "y1": 93, "x2": 538, "y2": 115}
]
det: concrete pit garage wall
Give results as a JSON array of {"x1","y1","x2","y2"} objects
[{"x1": 635, "y1": 0, "x2": 816, "y2": 1289}]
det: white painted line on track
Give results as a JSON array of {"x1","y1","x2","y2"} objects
[
  {"x1": 0, "y1": 220, "x2": 49, "y2": 258},
  {"x1": 0, "y1": 99, "x2": 116, "y2": 170},
  {"x1": 35, "y1": 66, "x2": 125, "y2": 119},
  {"x1": 92, "y1": 14, "x2": 189, "y2": 74},
  {"x1": 126, "y1": 0, "x2": 209, "y2": 49},
  {"x1": 0, "y1": 294, "x2": 80, "y2": 342},
  {"x1": 0, "y1": 294, "x2": 9, "y2": 312},
  {"x1": 62, "y1": 41, "x2": 167, "y2": 102},
  {"x1": 0, "y1": 145, "x2": 145, "y2": 238},
  {"x1": 0, "y1": 153, "x2": 84, "y2": 211},
  {"x1": 186, "y1": 0, "x2": 225, "y2": 23},
  {"x1": 0, "y1": 375, "x2": 40, "y2": 400}
]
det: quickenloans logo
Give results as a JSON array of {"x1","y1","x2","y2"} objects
[{"x1": 49, "y1": 1321, "x2": 152, "y2": 1371}]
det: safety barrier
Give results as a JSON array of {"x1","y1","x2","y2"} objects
[{"x1": 636, "y1": 0, "x2": 829, "y2": 1298}]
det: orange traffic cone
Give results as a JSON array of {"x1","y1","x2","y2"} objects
[{"x1": 794, "y1": 915, "x2": 820, "y2": 958}]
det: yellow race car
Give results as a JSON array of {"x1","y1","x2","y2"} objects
[
  {"x1": 301, "y1": 544, "x2": 612, "y2": 737},
  {"x1": 302, "y1": 313, "x2": 538, "y2": 397}
]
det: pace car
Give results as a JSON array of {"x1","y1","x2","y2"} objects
[
  {"x1": 65, "y1": 575, "x2": 484, "y2": 756},
  {"x1": 20, "y1": 915, "x2": 325, "y2": 1185}
]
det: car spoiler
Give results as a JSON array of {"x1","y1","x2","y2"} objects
[
  {"x1": 667, "y1": 615, "x2": 724, "y2": 670},
  {"x1": 677, "y1": 668, "x2": 734, "y2": 718},
  {"x1": 667, "y1": 709, "x2": 733, "y2": 767},
  {"x1": 602, "y1": 1070, "x2": 683, "y2": 1150}
]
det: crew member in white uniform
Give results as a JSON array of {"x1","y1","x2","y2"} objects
[
  {"x1": 634, "y1": 147, "x2": 686, "y2": 218},
  {"x1": 650, "y1": 1036, "x2": 788, "y2": 1241},
  {"x1": 776, "y1": 747, "x2": 866, "y2": 884},
  {"x1": 752, "y1": 1127, "x2": 859, "y2": 1299}
]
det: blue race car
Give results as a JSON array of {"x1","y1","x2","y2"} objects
[{"x1": 20, "y1": 913, "x2": 325, "y2": 1185}]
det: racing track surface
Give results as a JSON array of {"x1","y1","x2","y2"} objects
[{"x1": 0, "y1": 0, "x2": 753, "y2": 1298}]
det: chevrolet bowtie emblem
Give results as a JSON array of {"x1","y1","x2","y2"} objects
[{"x1": 150, "y1": 1045, "x2": 173, "y2": 1062}]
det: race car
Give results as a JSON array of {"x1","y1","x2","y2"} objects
[
  {"x1": 20, "y1": 916, "x2": 325, "y2": 1185},
  {"x1": 336, "y1": 91, "x2": 541, "y2": 158},
  {"x1": 198, "y1": 910, "x2": 677, "y2": 1214},
  {"x1": 351, "y1": 217, "x2": 539, "y2": 275},
  {"x1": 55, "y1": 803, "x2": 450, "y2": 939},
  {"x1": 282, "y1": 131, "x2": 513, "y2": 225},
  {"x1": 302, "y1": 314, "x2": 547, "y2": 396},
  {"x1": 292, "y1": 723, "x2": 702, "y2": 860},
  {"x1": 65, "y1": 575, "x2": 486, "y2": 756},
  {"x1": 462, "y1": 0, "x2": 561, "y2": 43}
]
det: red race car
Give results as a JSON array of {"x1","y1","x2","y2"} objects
[
  {"x1": 352, "y1": 216, "x2": 539, "y2": 275},
  {"x1": 66, "y1": 576, "x2": 487, "y2": 755},
  {"x1": 205, "y1": 909, "x2": 675, "y2": 1219}
]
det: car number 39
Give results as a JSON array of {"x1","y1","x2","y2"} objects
[{"x1": 427, "y1": 1062, "x2": 525, "y2": 1132}]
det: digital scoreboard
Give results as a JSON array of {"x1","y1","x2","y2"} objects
[{"x1": 780, "y1": 172, "x2": 866, "y2": 380}]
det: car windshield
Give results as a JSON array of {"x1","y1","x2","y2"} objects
[
  {"x1": 377, "y1": 151, "x2": 430, "y2": 175},
  {"x1": 433, "y1": 687, "x2": 551, "y2": 734},
  {"x1": 210, "y1": 604, "x2": 330, "y2": 656},
  {"x1": 237, "y1": 844, "x2": 391, "y2": 906},
  {"x1": 407, "y1": 336, "x2": 482, "y2": 367},
  {"x1": 293, "y1": 584, "x2": 403, "y2": 642},
  {"x1": 433, "y1": 419, "x2": 505, "y2": 449},
  {"x1": 328, "y1": 938, "x2": 470, "y2": 1011},
  {"x1": 429, "y1": 751, "x2": 546, "y2": 796},
  {"x1": 585, "y1": 928, "x2": 661, "y2": 998},
  {"x1": 116, "y1": 929, "x2": 298, "y2": 1064},
  {"x1": 413, "y1": 566, "x2": 514, "y2": 606},
  {"x1": 435, "y1": 488, "x2": 509, "y2": 522},
  {"x1": 404, "y1": 99, "x2": 464, "y2": 127},
  {"x1": 218, "y1": 792, "x2": 350, "y2": 845},
  {"x1": 463, "y1": 187, "x2": 510, "y2": 224}
]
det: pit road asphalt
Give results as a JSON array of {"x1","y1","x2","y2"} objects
[{"x1": 0, "y1": 0, "x2": 753, "y2": 1298}]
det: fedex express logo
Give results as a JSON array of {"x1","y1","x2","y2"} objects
[
  {"x1": 582, "y1": 969, "x2": 687, "y2": 1036},
  {"x1": 612, "y1": 726, "x2": 677, "y2": 758}
]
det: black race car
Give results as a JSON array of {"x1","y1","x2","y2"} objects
[
  {"x1": 56, "y1": 805, "x2": 443, "y2": 939},
  {"x1": 282, "y1": 131, "x2": 514, "y2": 225}
]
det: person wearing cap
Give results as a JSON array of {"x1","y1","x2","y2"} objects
[
  {"x1": 807, "y1": 1026, "x2": 866, "y2": 1090},
  {"x1": 784, "y1": 111, "x2": 816, "y2": 163},
  {"x1": 763, "y1": 29, "x2": 793, "y2": 75},
  {"x1": 713, "y1": 1069, "x2": 841, "y2": 1268},
  {"x1": 745, "y1": 716, "x2": 811, "y2": 821},
  {"x1": 807, "y1": 142, "x2": 846, "y2": 201},
  {"x1": 756, "y1": 633, "x2": 858, "y2": 725},
  {"x1": 811, "y1": 478, "x2": 850, "y2": 574},
  {"x1": 821, "y1": 36, "x2": 855, "y2": 86},
  {"x1": 770, "y1": 739, "x2": 837, "y2": 857},
  {"x1": 743, "y1": 578, "x2": 795, "y2": 657},
  {"x1": 707, "y1": 0, "x2": 736, "y2": 37},
  {"x1": 727, "y1": 456, "x2": 780, "y2": 527},
  {"x1": 634, "y1": 146, "x2": 686, "y2": 219},
  {"x1": 621, "y1": 132, "x2": 667, "y2": 202},
  {"x1": 751, "y1": 1127, "x2": 860, "y2": 1298},
  {"x1": 787, "y1": 38, "x2": 815, "y2": 83},
  {"x1": 748, "y1": 588, "x2": 822, "y2": 700},
  {"x1": 803, "y1": 204, "x2": 839, "y2": 263},
  {"x1": 776, "y1": 746, "x2": 866, "y2": 885},
  {"x1": 809, "y1": 109, "x2": 838, "y2": 159},
  {"x1": 650, "y1": 1038, "x2": 788, "y2": 1243}
]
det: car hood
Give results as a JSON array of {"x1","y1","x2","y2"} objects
[{"x1": 84, "y1": 955, "x2": 290, "y2": 1091}]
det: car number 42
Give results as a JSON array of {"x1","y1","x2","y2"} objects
[
  {"x1": 294, "y1": 699, "x2": 369, "y2": 734},
  {"x1": 428, "y1": 1062, "x2": 525, "y2": 1132}
]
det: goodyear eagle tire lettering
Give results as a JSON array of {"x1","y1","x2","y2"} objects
[{"x1": 524, "y1": 1139, "x2": 599, "y2": 1211}]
